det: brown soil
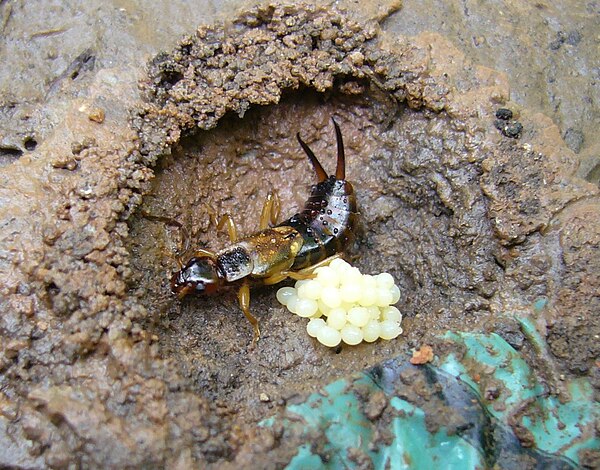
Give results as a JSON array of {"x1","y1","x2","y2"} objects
[{"x1": 0, "y1": 3, "x2": 598, "y2": 468}]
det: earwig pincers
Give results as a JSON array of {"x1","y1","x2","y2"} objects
[{"x1": 171, "y1": 118, "x2": 358, "y2": 342}]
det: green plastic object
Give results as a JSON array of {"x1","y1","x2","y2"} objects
[
  {"x1": 441, "y1": 331, "x2": 598, "y2": 465},
  {"x1": 262, "y1": 332, "x2": 599, "y2": 469}
]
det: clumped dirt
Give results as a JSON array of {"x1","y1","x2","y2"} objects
[{"x1": 0, "y1": 2, "x2": 598, "y2": 468}]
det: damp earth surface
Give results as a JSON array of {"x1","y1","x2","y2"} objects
[{"x1": 0, "y1": 2, "x2": 599, "y2": 468}]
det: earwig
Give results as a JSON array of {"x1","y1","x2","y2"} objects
[{"x1": 171, "y1": 119, "x2": 358, "y2": 342}]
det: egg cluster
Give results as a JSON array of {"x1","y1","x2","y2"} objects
[{"x1": 276, "y1": 258, "x2": 403, "y2": 347}]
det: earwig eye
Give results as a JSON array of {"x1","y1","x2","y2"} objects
[{"x1": 194, "y1": 282, "x2": 206, "y2": 293}]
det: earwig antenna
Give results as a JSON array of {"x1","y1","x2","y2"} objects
[
  {"x1": 332, "y1": 118, "x2": 345, "y2": 180},
  {"x1": 297, "y1": 132, "x2": 328, "y2": 182}
]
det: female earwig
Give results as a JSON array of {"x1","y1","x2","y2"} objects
[{"x1": 171, "y1": 118, "x2": 358, "y2": 341}]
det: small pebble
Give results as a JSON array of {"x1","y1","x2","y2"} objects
[
  {"x1": 495, "y1": 108, "x2": 513, "y2": 120},
  {"x1": 88, "y1": 108, "x2": 105, "y2": 123}
]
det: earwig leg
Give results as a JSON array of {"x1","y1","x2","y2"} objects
[
  {"x1": 259, "y1": 191, "x2": 281, "y2": 230},
  {"x1": 294, "y1": 253, "x2": 343, "y2": 274},
  {"x1": 238, "y1": 280, "x2": 261, "y2": 343},
  {"x1": 348, "y1": 253, "x2": 361, "y2": 263},
  {"x1": 262, "y1": 272, "x2": 289, "y2": 286},
  {"x1": 217, "y1": 214, "x2": 238, "y2": 243},
  {"x1": 205, "y1": 205, "x2": 218, "y2": 230},
  {"x1": 207, "y1": 207, "x2": 238, "y2": 243},
  {"x1": 192, "y1": 248, "x2": 217, "y2": 259},
  {"x1": 263, "y1": 254, "x2": 343, "y2": 286},
  {"x1": 280, "y1": 270, "x2": 316, "y2": 281},
  {"x1": 156, "y1": 243, "x2": 185, "y2": 268},
  {"x1": 263, "y1": 269, "x2": 314, "y2": 285},
  {"x1": 140, "y1": 210, "x2": 190, "y2": 267}
]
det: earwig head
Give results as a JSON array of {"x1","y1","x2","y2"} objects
[{"x1": 170, "y1": 256, "x2": 223, "y2": 298}]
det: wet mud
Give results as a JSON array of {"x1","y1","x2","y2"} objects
[{"x1": 0, "y1": 2, "x2": 598, "y2": 468}]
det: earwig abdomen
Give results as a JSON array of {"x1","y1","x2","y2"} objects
[{"x1": 281, "y1": 176, "x2": 358, "y2": 270}]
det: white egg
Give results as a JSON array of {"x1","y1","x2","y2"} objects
[
  {"x1": 358, "y1": 288, "x2": 378, "y2": 307},
  {"x1": 329, "y1": 258, "x2": 351, "y2": 273},
  {"x1": 379, "y1": 320, "x2": 402, "y2": 340},
  {"x1": 295, "y1": 298, "x2": 319, "y2": 318},
  {"x1": 362, "y1": 275, "x2": 377, "y2": 290},
  {"x1": 286, "y1": 294, "x2": 300, "y2": 314},
  {"x1": 306, "y1": 318, "x2": 326, "y2": 337},
  {"x1": 277, "y1": 260, "x2": 403, "y2": 347},
  {"x1": 327, "y1": 307, "x2": 347, "y2": 330},
  {"x1": 390, "y1": 284, "x2": 401, "y2": 304},
  {"x1": 276, "y1": 287, "x2": 297, "y2": 306},
  {"x1": 347, "y1": 306, "x2": 370, "y2": 327},
  {"x1": 346, "y1": 267, "x2": 363, "y2": 283},
  {"x1": 316, "y1": 325, "x2": 342, "y2": 347},
  {"x1": 375, "y1": 287, "x2": 394, "y2": 307},
  {"x1": 315, "y1": 266, "x2": 340, "y2": 287},
  {"x1": 381, "y1": 306, "x2": 402, "y2": 322},
  {"x1": 366, "y1": 306, "x2": 381, "y2": 321},
  {"x1": 340, "y1": 281, "x2": 363, "y2": 303},
  {"x1": 375, "y1": 272, "x2": 395, "y2": 289},
  {"x1": 317, "y1": 299, "x2": 332, "y2": 317},
  {"x1": 297, "y1": 279, "x2": 322, "y2": 300},
  {"x1": 362, "y1": 321, "x2": 381, "y2": 342},
  {"x1": 321, "y1": 286, "x2": 342, "y2": 309},
  {"x1": 341, "y1": 325, "x2": 363, "y2": 345}
]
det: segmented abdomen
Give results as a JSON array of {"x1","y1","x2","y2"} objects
[{"x1": 279, "y1": 176, "x2": 358, "y2": 270}]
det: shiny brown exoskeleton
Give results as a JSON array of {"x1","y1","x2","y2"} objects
[{"x1": 171, "y1": 119, "x2": 358, "y2": 341}]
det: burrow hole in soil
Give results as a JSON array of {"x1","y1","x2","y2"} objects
[{"x1": 127, "y1": 86, "x2": 502, "y2": 421}]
